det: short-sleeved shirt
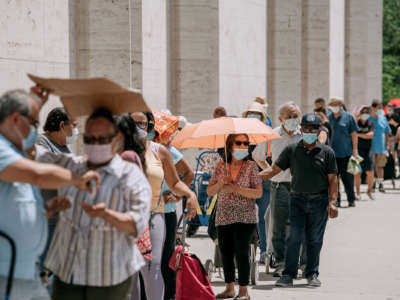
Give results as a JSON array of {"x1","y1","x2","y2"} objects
[
  {"x1": 209, "y1": 160, "x2": 262, "y2": 226},
  {"x1": 0, "y1": 134, "x2": 48, "y2": 280},
  {"x1": 275, "y1": 141, "x2": 338, "y2": 194},
  {"x1": 386, "y1": 114, "x2": 400, "y2": 136},
  {"x1": 370, "y1": 115, "x2": 391, "y2": 154},
  {"x1": 329, "y1": 111, "x2": 358, "y2": 158},
  {"x1": 163, "y1": 146, "x2": 184, "y2": 213},
  {"x1": 357, "y1": 120, "x2": 375, "y2": 151}
]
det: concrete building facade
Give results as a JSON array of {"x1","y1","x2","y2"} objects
[{"x1": 1, "y1": 0, "x2": 382, "y2": 126}]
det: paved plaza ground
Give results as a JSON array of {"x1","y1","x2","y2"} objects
[{"x1": 187, "y1": 181, "x2": 400, "y2": 300}]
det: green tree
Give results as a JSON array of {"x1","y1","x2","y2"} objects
[{"x1": 383, "y1": 0, "x2": 400, "y2": 104}]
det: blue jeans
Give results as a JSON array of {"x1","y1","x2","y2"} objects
[
  {"x1": 283, "y1": 194, "x2": 329, "y2": 278},
  {"x1": 256, "y1": 180, "x2": 270, "y2": 253}
]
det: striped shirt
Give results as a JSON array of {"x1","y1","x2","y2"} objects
[{"x1": 37, "y1": 152, "x2": 151, "y2": 287}]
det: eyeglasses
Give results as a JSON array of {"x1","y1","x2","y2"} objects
[
  {"x1": 22, "y1": 114, "x2": 39, "y2": 129},
  {"x1": 134, "y1": 121, "x2": 148, "y2": 129},
  {"x1": 83, "y1": 134, "x2": 116, "y2": 145},
  {"x1": 234, "y1": 141, "x2": 250, "y2": 146},
  {"x1": 302, "y1": 128, "x2": 319, "y2": 134}
]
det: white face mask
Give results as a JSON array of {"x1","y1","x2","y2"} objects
[
  {"x1": 360, "y1": 113, "x2": 370, "y2": 121},
  {"x1": 247, "y1": 113, "x2": 262, "y2": 121},
  {"x1": 66, "y1": 127, "x2": 79, "y2": 145},
  {"x1": 137, "y1": 127, "x2": 148, "y2": 139},
  {"x1": 84, "y1": 143, "x2": 114, "y2": 164},
  {"x1": 283, "y1": 118, "x2": 299, "y2": 132},
  {"x1": 330, "y1": 106, "x2": 341, "y2": 114}
]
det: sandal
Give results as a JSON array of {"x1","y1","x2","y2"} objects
[
  {"x1": 216, "y1": 292, "x2": 235, "y2": 299},
  {"x1": 234, "y1": 295, "x2": 250, "y2": 300}
]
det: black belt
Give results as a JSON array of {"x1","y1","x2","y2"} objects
[{"x1": 291, "y1": 191, "x2": 328, "y2": 199}]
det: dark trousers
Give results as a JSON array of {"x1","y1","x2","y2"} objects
[
  {"x1": 256, "y1": 181, "x2": 270, "y2": 253},
  {"x1": 161, "y1": 211, "x2": 177, "y2": 300},
  {"x1": 283, "y1": 195, "x2": 329, "y2": 278},
  {"x1": 217, "y1": 223, "x2": 256, "y2": 286},
  {"x1": 51, "y1": 275, "x2": 136, "y2": 300},
  {"x1": 270, "y1": 182, "x2": 291, "y2": 263},
  {"x1": 336, "y1": 156, "x2": 356, "y2": 204}
]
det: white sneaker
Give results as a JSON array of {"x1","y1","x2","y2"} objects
[
  {"x1": 356, "y1": 194, "x2": 362, "y2": 201},
  {"x1": 367, "y1": 193, "x2": 375, "y2": 200}
]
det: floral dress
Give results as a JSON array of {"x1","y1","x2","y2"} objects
[{"x1": 209, "y1": 160, "x2": 262, "y2": 226}]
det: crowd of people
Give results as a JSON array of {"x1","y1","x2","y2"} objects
[{"x1": 0, "y1": 84, "x2": 398, "y2": 300}]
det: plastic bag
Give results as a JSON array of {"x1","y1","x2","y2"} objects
[{"x1": 347, "y1": 155, "x2": 363, "y2": 175}]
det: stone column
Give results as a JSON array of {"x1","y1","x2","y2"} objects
[
  {"x1": 169, "y1": 0, "x2": 219, "y2": 122},
  {"x1": 219, "y1": 0, "x2": 266, "y2": 117},
  {"x1": 345, "y1": 0, "x2": 368, "y2": 109},
  {"x1": 301, "y1": 0, "x2": 330, "y2": 113},
  {"x1": 329, "y1": 0, "x2": 345, "y2": 100},
  {"x1": 366, "y1": 0, "x2": 382, "y2": 102},
  {"x1": 267, "y1": 0, "x2": 303, "y2": 123},
  {"x1": 142, "y1": 0, "x2": 169, "y2": 109}
]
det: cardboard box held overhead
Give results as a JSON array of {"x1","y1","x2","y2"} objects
[{"x1": 28, "y1": 74, "x2": 150, "y2": 117}]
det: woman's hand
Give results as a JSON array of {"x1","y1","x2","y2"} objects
[{"x1": 46, "y1": 196, "x2": 72, "y2": 219}]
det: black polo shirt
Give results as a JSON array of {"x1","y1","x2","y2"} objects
[{"x1": 275, "y1": 141, "x2": 338, "y2": 194}]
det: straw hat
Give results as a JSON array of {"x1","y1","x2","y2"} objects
[{"x1": 242, "y1": 101, "x2": 266, "y2": 122}]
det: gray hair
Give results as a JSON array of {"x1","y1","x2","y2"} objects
[
  {"x1": 0, "y1": 89, "x2": 36, "y2": 124},
  {"x1": 278, "y1": 101, "x2": 302, "y2": 117}
]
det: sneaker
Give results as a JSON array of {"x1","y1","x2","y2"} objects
[
  {"x1": 348, "y1": 201, "x2": 356, "y2": 207},
  {"x1": 379, "y1": 183, "x2": 385, "y2": 193},
  {"x1": 273, "y1": 264, "x2": 285, "y2": 277},
  {"x1": 334, "y1": 200, "x2": 340, "y2": 208},
  {"x1": 259, "y1": 252, "x2": 267, "y2": 265},
  {"x1": 355, "y1": 194, "x2": 362, "y2": 201},
  {"x1": 307, "y1": 274, "x2": 321, "y2": 287},
  {"x1": 367, "y1": 192, "x2": 375, "y2": 200},
  {"x1": 275, "y1": 275, "x2": 293, "y2": 287}
]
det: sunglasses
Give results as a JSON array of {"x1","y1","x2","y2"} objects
[
  {"x1": 83, "y1": 134, "x2": 117, "y2": 145},
  {"x1": 234, "y1": 141, "x2": 250, "y2": 146}
]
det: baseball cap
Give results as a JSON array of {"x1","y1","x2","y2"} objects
[{"x1": 301, "y1": 113, "x2": 321, "y2": 126}]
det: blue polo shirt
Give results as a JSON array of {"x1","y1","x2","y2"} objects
[
  {"x1": 0, "y1": 134, "x2": 47, "y2": 280},
  {"x1": 329, "y1": 111, "x2": 358, "y2": 158},
  {"x1": 163, "y1": 146, "x2": 184, "y2": 213},
  {"x1": 369, "y1": 115, "x2": 391, "y2": 154}
]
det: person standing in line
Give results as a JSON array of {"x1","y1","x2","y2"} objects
[
  {"x1": 328, "y1": 97, "x2": 358, "y2": 207},
  {"x1": 253, "y1": 102, "x2": 304, "y2": 276},
  {"x1": 0, "y1": 89, "x2": 100, "y2": 300},
  {"x1": 35, "y1": 107, "x2": 79, "y2": 275},
  {"x1": 253, "y1": 97, "x2": 272, "y2": 127},
  {"x1": 354, "y1": 106, "x2": 375, "y2": 200},
  {"x1": 261, "y1": 113, "x2": 339, "y2": 287},
  {"x1": 207, "y1": 134, "x2": 262, "y2": 300},
  {"x1": 243, "y1": 101, "x2": 270, "y2": 264},
  {"x1": 213, "y1": 106, "x2": 227, "y2": 119},
  {"x1": 369, "y1": 100, "x2": 391, "y2": 193},
  {"x1": 38, "y1": 108, "x2": 151, "y2": 300},
  {"x1": 131, "y1": 111, "x2": 197, "y2": 300}
]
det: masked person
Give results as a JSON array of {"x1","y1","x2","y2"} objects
[
  {"x1": 261, "y1": 113, "x2": 339, "y2": 288},
  {"x1": 207, "y1": 134, "x2": 262, "y2": 300},
  {"x1": 0, "y1": 89, "x2": 99, "y2": 300},
  {"x1": 370, "y1": 100, "x2": 391, "y2": 193},
  {"x1": 328, "y1": 97, "x2": 358, "y2": 207},
  {"x1": 355, "y1": 106, "x2": 375, "y2": 200},
  {"x1": 130, "y1": 111, "x2": 197, "y2": 300},
  {"x1": 37, "y1": 108, "x2": 152, "y2": 300},
  {"x1": 36, "y1": 107, "x2": 79, "y2": 274},
  {"x1": 253, "y1": 102, "x2": 306, "y2": 276},
  {"x1": 243, "y1": 101, "x2": 270, "y2": 264}
]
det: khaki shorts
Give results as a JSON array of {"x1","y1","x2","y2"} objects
[{"x1": 374, "y1": 153, "x2": 387, "y2": 167}]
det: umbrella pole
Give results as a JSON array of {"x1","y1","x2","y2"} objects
[{"x1": 224, "y1": 134, "x2": 228, "y2": 176}]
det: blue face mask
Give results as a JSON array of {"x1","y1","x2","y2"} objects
[
  {"x1": 302, "y1": 133, "x2": 318, "y2": 145},
  {"x1": 18, "y1": 125, "x2": 38, "y2": 151},
  {"x1": 247, "y1": 113, "x2": 262, "y2": 121},
  {"x1": 147, "y1": 130, "x2": 156, "y2": 141},
  {"x1": 232, "y1": 148, "x2": 249, "y2": 161},
  {"x1": 377, "y1": 109, "x2": 384, "y2": 116}
]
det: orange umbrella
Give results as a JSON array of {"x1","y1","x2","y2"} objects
[
  {"x1": 171, "y1": 117, "x2": 280, "y2": 149},
  {"x1": 152, "y1": 109, "x2": 179, "y2": 144}
]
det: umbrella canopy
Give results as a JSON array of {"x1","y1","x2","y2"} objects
[
  {"x1": 28, "y1": 73, "x2": 150, "y2": 117},
  {"x1": 384, "y1": 99, "x2": 400, "y2": 115},
  {"x1": 152, "y1": 109, "x2": 179, "y2": 144},
  {"x1": 171, "y1": 117, "x2": 280, "y2": 149}
]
